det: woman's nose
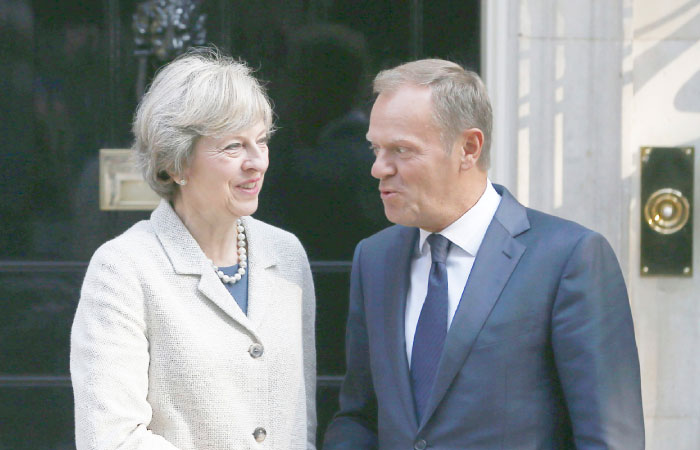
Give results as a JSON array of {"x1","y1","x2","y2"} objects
[{"x1": 243, "y1": 144, "x2": 269, "y2": 172}]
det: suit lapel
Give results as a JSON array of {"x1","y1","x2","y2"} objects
[
  {"x1": 382, "y1": 226, "x2": 420, "y2": 428},
  {"x1": 418, "y1": 186, "x2": 530, "y2": 429}
]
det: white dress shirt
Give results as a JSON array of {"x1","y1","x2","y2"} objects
[{"x1": 405, "y1": 180, "x2": 502, "y2": 365}]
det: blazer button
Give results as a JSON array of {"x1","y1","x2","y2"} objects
[
  {"x1": 249, "y1": 343, "x2": 264, "y2": 358},
  {"x1": 414, "y1": 439, "x2": 427, "y2": 450},
  {"x1": 253, "y1": 427, "x2": 266, "y2": 442}
]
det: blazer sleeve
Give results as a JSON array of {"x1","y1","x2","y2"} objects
[
  {"x1": 551, "y1": 231, "x2": 645, "y2": 449},
  {"x1": 299, "y1": 246, "x2": 318, "y2": 450},
  {"x1": 323, "y1": 240, "x2": 379, "y2": 449},
  {"x1": 70, "y1": 245, "x2": 180, "y2": 450}
]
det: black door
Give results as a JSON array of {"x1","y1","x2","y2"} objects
[{"x1": 0, "y1": 1, "x2": 480, "y2": 447}]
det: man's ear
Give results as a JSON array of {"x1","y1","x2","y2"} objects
[{"x1": 458, "y1": 128, "x2": 484, "y2": 170}]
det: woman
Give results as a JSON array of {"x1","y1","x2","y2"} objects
[{"x1": 70, "y1": 49, "x2": 316, "y2": 449}]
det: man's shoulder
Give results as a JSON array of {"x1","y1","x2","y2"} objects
[
  {"x1": 494, "y1": 183, "x2": 593, "y2": 240},
  {"x1": 362, "y1": 224, "x2": 413, "y2": 247},
  {"x1": 520, "y1": 207, "x2": 615, "y2": 261},
  {"x1": 493, "y1": 186, "x2": 608, "y2": 255},
  {"x1": 524, "y1": 207, "x2": 591, "y2": 235},
  {"x1": 350, "y1": 224, "x2": 414, "y2": 262}
]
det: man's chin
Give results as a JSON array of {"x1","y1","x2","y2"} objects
[{"x1": 383, "y1": 208, "x2": 411, "y2": 227}]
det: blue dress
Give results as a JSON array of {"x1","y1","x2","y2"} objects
[{"x1": 218, "y1": 264, "x2": 249, "y2": 314}]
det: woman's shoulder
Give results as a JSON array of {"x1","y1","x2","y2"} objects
[
  {"x1": 90, "y1": 219, "x2": 160, "y2": 264},
  {"x1": 246, "y1": 216, "x2": 302, "y2": 245},
  {"x1": 245, "y1": 216, "x2": 309, "y2": 263}
]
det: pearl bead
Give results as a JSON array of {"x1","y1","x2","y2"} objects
[{"x1": 209, "y1": 219, "x2": 248, "y2": 285}]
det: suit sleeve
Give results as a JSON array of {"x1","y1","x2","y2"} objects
[
  {"x1": 70, "y1": 245, "x2": 180, "y2": 450},
  {"x1": 322, "y1": 240, "x2": 379, "y2": 449},
  {"x1": 551, "y1": 231, "x2": 644, "y2": 449}
]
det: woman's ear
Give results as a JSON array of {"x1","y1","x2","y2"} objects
[
  {"x1": 165, "y1": 169, "x2": 187, "y2": 185},
  {"x1": 459, "y1": 128, "x2": 484, "y2": 171}
]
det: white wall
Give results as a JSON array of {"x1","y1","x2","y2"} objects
[
  {"x1": 483, "y1": 0, "x2": 700, "y2": 448},
  {"x1": 631, "y1": 1, "x2": 700, "y2": 447}
]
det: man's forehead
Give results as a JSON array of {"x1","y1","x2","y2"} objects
[{"x1": 374, "y1": 83, "x2": 433, "y2": 105}]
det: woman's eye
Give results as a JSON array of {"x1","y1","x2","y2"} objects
[
  {"x1": 396, "y1": 147, "x2": 407, "y2": 154},
  {"x1": 223, "y1": 143, "x2": 242, "y2": 151}
]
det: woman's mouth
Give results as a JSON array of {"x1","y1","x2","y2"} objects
[{"x1": 236, "y1": 178, "x2": 262, "y2": 194}]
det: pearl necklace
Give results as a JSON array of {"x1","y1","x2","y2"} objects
[{"x1": 209, "y1": 219, "x2": 247, "y2": 284}]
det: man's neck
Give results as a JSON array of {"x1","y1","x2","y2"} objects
[{"x1": 425, "y1": 176, "x2": 488, "y2": 233}]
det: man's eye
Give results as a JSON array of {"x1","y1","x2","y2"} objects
[{"x1": 396, "y1": 147, "x2": 407, "y2": 154}]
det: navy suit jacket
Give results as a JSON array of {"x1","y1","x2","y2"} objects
[{"x1": 323, "y1": 185, "x2": 644, "y2": 449}]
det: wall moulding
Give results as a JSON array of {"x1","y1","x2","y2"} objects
[{"x1": 99, "y1": 149, "x2": 159, "y2": 211}]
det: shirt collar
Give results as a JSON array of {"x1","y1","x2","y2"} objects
[{"x1": 417, "y1": 179, "x2": 502, "y2": 256}]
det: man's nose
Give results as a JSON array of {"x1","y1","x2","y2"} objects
[{"x1": 371, "y1": 150, "x2": 395, "y2": 179}]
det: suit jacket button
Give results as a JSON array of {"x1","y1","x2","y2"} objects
[
  {"x1": 249, "y1": 343, "x2": 264, "y2": 358},
  {"x1": 414, "y1": 439, "x2": 427, "y2": 450},
  {"x1": 253, "y1": 427, "x2": 266, "y2": 442}
]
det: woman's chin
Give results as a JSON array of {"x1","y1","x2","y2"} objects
[{"x1": 228, "y1": 200, "x2": 259, "y2": 219}]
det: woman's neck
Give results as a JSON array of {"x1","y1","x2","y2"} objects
[{"x1": 172, "y1": 199, "x2": 241, "y2": 267}]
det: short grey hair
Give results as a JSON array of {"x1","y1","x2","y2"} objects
[
  {"x1": 132, "y1": 48, "x2": 274, "y2": 200},
  {"x1": 373, "y1": 59, "x2": 493, "y2": 169}
]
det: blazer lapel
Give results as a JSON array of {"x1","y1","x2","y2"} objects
[
  {"x1": 197, "y1": 268, "x2": 255, "y2": 332},
  {"x1": 382, "y1": 226, "x2": 420, "y2": 428},
  {"x1": 151, "y1": 200, "x2": 259, "y2": 337},
  {"x1": 241, "y1": 216, "x2": 277, "y2": 331},
  {"x1": 418, "y1": 186, "x2": 530, "y2": 429}
]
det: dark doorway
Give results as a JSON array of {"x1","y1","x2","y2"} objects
[{"x1": 0, "y1": 0, "x2": 480, "y2": 447}]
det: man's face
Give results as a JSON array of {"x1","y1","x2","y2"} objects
[{"x1": 367, "y1": 84, "x2": 464, "y2": 232}]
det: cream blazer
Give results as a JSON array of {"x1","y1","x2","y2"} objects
[{"x1": 70, "y1": 200, "x2": 316, "y2": 449}]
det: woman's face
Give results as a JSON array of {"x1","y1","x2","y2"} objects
[{"x1": 177, "y1": 120, "x2": 269, "y2": 222}]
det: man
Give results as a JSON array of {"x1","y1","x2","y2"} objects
[{"x1": 323, "y1": 59, "x2": 644, "y2": 449}]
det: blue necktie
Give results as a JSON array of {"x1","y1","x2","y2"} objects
[{"x1": 410, "y1": 233, "x2": 450, "y2": 422}]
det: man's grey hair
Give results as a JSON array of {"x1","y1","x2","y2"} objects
[
  {"x1": 132, "y1": 47, "x2": 274, "y2": 200},
  {"x1": 373, "y1": 59, "x2": 492, "y2": 169}
]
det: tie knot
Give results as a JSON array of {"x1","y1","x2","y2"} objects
[{"x1": 426, "y1": 234, "x2": 450, "y2": 264}]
